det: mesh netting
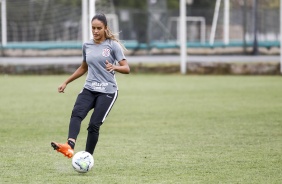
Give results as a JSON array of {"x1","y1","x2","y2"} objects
[{"x1": 0, "y1": 0, "x2": 280, "y2": 45}]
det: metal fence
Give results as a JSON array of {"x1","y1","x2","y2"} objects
[{"x1": 0, "y1": 0, "x2": 280, "y2": 49}]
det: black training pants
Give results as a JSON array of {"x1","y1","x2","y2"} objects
[{"x1": 68, "y1": 88, "x2": 118, "y2": 154}]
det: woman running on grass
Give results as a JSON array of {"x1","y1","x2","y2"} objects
[{"x1": 51, "y1": 13, "x2": 130, "y2": 158}]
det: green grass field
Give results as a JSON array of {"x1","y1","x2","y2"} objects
[{"x1": 0, "y1": 74, "x2": 281, "y2": 184}]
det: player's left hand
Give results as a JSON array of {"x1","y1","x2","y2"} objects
[{"x1": 105, "y1": 60, "x2": 115, "y2": 72}]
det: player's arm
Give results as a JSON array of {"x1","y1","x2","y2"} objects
[
  {"x1": 58, "y1": 61, "x2": 88, "y2": 93},
  {"x1": 105, "y1": 59, "x2": 130, "y2": 74}
]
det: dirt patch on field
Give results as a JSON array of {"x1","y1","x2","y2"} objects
[
  {"x1": 130, "y1": 62, "x2": 280, "y2": 75},
  {"x1": 0, "y1": 62, "x2": 280, "y2": 75}
]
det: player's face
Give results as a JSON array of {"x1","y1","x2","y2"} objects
[{"x1": 91, "y1": 19, "x2": 106, "y2": 43}]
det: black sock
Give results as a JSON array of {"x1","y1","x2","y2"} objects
[{"x1": 68, "y1": 140, "x2": 75, "y2": 149}]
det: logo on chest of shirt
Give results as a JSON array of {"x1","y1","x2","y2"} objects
[{"x1": 102, "y1": 48, "x2": 111, "y2": 57}]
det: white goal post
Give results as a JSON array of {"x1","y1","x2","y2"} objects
[
  {"x1": 1, "y1": 0, "x2": 7, "y2": 46},
  {"x1": 210, "y1": 0, "x2": 230, "y2": 45},
  {"x1": 105, "y1": 14, "x2": 119, "y2": 36},
  {"x1": 180, "y1": 0, "x2": 187, "y2": 74},
  {"x1": 281, "y1": 0, "x2": 282, "y2": 74},
  {"x1": 82, "y1": 0, "x2": 119, "y2": 42},
  {"x1": 168, "y1": 16, "x2": 206, "y2": 44}
]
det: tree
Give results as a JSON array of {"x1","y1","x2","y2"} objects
[
  {"x1": 232, "y1": 0, "x2": 279, "y2": 8},
  {"x1": 56, "y1": 0, "x2": 81, "y2": 6},
  {"x1": 112, "y1": 0, "x2": 146, "y2": 9},
  {"x1": 192, "y1": 0, "x2": 216, "y2": 8}
]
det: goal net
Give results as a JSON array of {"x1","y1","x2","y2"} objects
[
  {"x1": 0, "y1": 0, "x2": 118, "y2": 44},
  {"x1": 0, "y1": 0, "x2": 280, "y2": 50}
]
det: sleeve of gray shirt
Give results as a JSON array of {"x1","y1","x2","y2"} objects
[{"x1": 112, "y1": 41, "x2": 126, "y2": 63}]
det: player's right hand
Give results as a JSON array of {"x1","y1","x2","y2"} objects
[{"x1": 58, "y1": 83, "x2": 67, "y2": 93}]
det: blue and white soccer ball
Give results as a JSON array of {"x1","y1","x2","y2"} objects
[{"x1": 72, "y1": 151, "x2": 94, "y2": 173}]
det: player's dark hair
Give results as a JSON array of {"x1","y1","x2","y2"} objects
[
  {"x1": 92, "y1": 13, "x2": 108, "y2": 26},
  {"x1": 92, "y1": 13, "x2": 126, "y2": 50}
]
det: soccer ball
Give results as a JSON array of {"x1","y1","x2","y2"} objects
[{"x1": 72, "y1": 151, "x2": 94, "y2": 173}]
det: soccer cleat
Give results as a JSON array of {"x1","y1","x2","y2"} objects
[{"x1": 51, "y1": 141, "x2": 74, "y2": 158}]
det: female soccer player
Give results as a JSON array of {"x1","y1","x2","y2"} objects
[{"x1": 51, "y1": 13, "x2": 130, "y2": 158}]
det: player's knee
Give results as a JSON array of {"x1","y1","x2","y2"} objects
[
  {"x1": 87, "y1": 124, "x2": 101, "y2": 134},
  {"x1": 71, "y1": 107, "x2": 87, "y2": 120}
]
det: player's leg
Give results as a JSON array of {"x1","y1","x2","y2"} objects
[
  {"x1": 51, "y1": 88, "x2": 95, "y2": 158},
  {"x1": 68, "y1": 88, "x2": 96, "y2": 141},
  {"x1": 85, "y1": 91, "x2": 118, "y2": 155}
]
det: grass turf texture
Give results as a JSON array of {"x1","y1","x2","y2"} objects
[{"x1": 0, "y1": 74, "x2": 281, "y2": 183}]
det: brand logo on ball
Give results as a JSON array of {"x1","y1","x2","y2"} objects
[{"x1": 102, "y1": 48, "x2": 110, "y2": 57}]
